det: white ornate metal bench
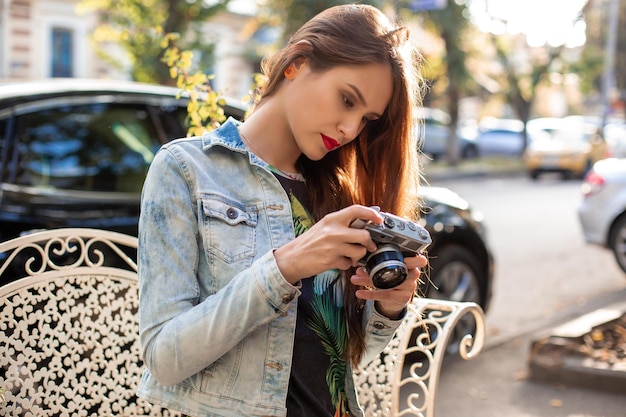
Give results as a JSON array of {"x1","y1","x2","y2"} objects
[
  {"x1": 354, "y1": 299, "x2": 485, "y2": 417},
  {"x1": 0, "y1": 228, "x2": 485, "y2": 417}
]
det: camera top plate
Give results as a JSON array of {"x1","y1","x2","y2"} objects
[{"x1": 350, "y1": 207, "x2": 431, "y2": 256}]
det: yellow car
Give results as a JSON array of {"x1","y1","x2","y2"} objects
[{"x1": 523, "y1": 118, "x2": 611, "y2": 180}]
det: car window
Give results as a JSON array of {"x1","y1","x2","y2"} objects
[
  {"x1": 551, "y1": 126, "x2": 598, "y2": 143},
  {"x1": 0, "y1": 117, "x2": 10, "y2": 182},
  {"x1": 12, "y1": 102, "x2": 162, "y2": 193},
  {"x1": 424, "y1": 117, "x2": 448, "y2": 128},
  {"x1": 153, "y1": 103, "x2": 189, "y2": 142},
  {"x1": 482, "y1": 130, "x2": 521, "y2": 138}
]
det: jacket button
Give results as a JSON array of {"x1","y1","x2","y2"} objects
[
  {"x1": 226, "y1": 207, "x2": 238, "y2": 219},
  {"x1": 282, "y1": 294, "x2": 294, "y2": 304},
  {"x1": 373, "y1": 321, "x2": 386, "y2": 329}
]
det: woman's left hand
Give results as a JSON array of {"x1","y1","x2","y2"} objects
[{"x1": 350, "y1": 254, "x2": 428, "y2": 320}]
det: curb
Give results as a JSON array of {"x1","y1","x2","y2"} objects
[
  {"x1": 423, "y1": 167, "x2": 525, "y2": 182},
  {"x1": 527, "y1": 301, "x2": 626, "y2": 394}
]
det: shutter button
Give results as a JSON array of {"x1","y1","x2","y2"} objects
[{"x1": 226, "y1": 207, "x2": 238, "y2": 219}]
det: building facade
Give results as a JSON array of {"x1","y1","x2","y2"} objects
[{"x1": 0, "y1": 0, "x2": 257, "y2": 99}]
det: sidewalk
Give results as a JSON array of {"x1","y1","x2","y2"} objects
[
  {"x1": 422, "y1": 157, "x2": 626, "y2": 415},
  {"x1": 528, "y1": 301, "x2": 626, "y2": 393},
  {"x1": 421, "y1": 156, "x2": 526, "y2": 182},
  {"x1": 434, "y1": 289, "x2": 626, "y2": 417}
]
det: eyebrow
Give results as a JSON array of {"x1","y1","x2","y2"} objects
[{"x1": 348, "y1": 83, "x2": 383, "y2": 118}]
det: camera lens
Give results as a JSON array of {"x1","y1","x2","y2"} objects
[{"x1": 365, "y1": 244, "x2": 408, "y2": 289}]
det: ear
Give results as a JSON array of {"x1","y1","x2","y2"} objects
[
  {"x1": 291, "y1": 40, "x2": 313, "y2": 70},
  {"x1": 292, "y1": 56, "x2": 306, "y2": 71}
]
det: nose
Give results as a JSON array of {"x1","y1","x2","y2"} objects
[{"x1": 339, "y1": 115, "x2": 366, "y2": 141}]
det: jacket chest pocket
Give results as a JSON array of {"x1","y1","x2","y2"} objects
[{"x1": 200, "y1": 197, "x2": 258, "y2": 263}]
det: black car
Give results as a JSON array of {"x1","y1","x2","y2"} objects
[
  {"x1": 419, "y1": 186, "x2": 493, "y2": 310},
  {"x1": 0, "y1": 79, "x2": 245, "y2": 240},
  {"x1": 0, "y1": 79, "x2": 493, "y2": 311}
]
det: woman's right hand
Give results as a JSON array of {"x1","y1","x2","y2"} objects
[{"x1": 274, "y1": 205, "x2": 383, "y2": 284}]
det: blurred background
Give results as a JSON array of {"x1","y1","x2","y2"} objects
[
  {"x1": 2, "y1": 2, "x2": 626, "y2": 413},
  {"x1": 1, "y1": 0, "x2": 623, "y2": 166}
]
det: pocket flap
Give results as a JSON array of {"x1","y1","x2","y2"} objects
[{"x1": 202, "y1": 198, "x2": 258, "y2": 227}]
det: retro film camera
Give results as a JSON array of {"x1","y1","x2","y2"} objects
[{"x1": 350, "y1": 207, "x2": 431, "y2": 289}]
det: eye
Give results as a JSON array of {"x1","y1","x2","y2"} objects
[
  {"x1": 343, "y1": 95, "x2": 354, "y2": 108},
  {"x1": 363, "y1": 115, "x2": 379, "y2": 125}
]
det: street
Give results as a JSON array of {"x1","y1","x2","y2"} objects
[
  {"x1": 426, "y1": 174, "x2": 626, "y2": 417},
  {"x1": 430, "y1": 174, "x2": 626, "y2": 341}
]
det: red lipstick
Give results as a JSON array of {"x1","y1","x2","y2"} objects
[{"x1": 322, "y1": 134, "x2": 340, "y2": 150}]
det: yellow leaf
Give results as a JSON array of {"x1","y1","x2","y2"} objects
[{"x1": 549, "y1": 399, "x2": 563, "y2": 407}]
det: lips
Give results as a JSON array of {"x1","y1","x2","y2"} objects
[{"x1": 321, "y1": 134, "x2": 340, "y2": 150}]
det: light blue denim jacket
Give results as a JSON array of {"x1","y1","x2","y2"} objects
[{"x1": 136, "y1": 118, "x2": 403, "y2": 417}]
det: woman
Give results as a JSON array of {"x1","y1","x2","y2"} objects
[{"x1": 137, "y1": 4, "x2": 428, "y2": 417}]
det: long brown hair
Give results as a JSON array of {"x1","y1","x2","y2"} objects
[{"x1": 255, "y1": 4, "x2": 426, "y2": 365}]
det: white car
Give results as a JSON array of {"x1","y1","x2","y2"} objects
[
  {"x1": 416, "y1": 108, "x2": 479, "y2": 160},
  {"x1": 475, "y1": 117, "x2": 527, "y2": 157},
  {"x1": 578, "y1": 158, "x2": 626, "y2": 274}
]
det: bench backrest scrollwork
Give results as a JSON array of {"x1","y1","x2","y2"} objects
[
  {"x1": 0, "y1": 228, "x2": 180, "y2": 417},
  {"x1": 355, "y1": 298, "x2": 486, "y2": 417}
]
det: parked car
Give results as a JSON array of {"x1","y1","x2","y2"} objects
[
  {"x1": 0, "y1": 79, "x2": 494, "y2": 311},
  {"x1": 417, "y1": 107, "x2": 479, "y2": 161},
  {"x1": 604, "y1": 122, "x2": 626, "y2": 158},
  {"x1": 419, "y1": 186, "x2": 494, "y2": 311},
  {"x1": 0, "y1": 78, "x2": 246, "y2": 241},
  {"x1": 524, "y1": 117, "x2": 610, "y2": 180},
  {"x1": 560, "y1": 115, "x2": 626, "y2": 159},
  {"x1": 578, "y1": 158, "x2": 626, "y2": 275},
  {"x1": 474, "y1": 118, "x2": 533, "y2": 157}
]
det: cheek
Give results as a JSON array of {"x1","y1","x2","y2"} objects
[
  {"x1": 284, "y1": 87, "x2": 311, "y2": 127},
  {"x1": 295, "y1": 79, "x2": 338, "y2": 114}
]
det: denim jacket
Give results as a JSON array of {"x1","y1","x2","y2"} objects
[{"x1": 136, "y1": 118, "x2": 404, "y2": 417}]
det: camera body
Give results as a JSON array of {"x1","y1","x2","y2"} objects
[{"x1": 350, "y1": 207, "x2": 431, "y2": 289}]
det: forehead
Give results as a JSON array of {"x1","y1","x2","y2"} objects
[{"x1": 329, "y1": 63, "x2": 393, "y2": 113}]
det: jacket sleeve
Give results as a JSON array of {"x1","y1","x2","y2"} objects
[
  {"x1": 137, "y1": 146, "x2": 299, "y2": 386},
  {"x1": 359, "y1": 301, "x2": 406, "y2": 367}
]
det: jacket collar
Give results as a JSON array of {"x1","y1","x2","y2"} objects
[{"x1": 201, "y1": 117, "x2": 270, "y2": 169}]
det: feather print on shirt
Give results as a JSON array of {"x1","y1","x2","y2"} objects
[{"x1": 289, "y1": 191, "x2": 350, "y2": 417}]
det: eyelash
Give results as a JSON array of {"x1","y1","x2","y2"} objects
[{"x1": 343, "y1": 95, "x2": 374, "y2": 125}]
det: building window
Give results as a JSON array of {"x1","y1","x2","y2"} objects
[{"x1": 51, "y1": 28, "x2": 73, "y2": 77}]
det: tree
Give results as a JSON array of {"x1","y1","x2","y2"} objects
[
  {"x1": 470, "y1": 3, "x2": 587, "y2": 153},
  {"x1": 577, "y1": 0, "x2": 625, "y2": 118},
  {"x1": 77, "y1": 0, "x2": 229, "y2": 85},
  {"x1": 260, "y1": 0, "x2": 382, "y2": 43},
  {"x1": 413, "y1": 0, "x2": 477, "y2": 166},
  {"x1": 575, "y1": 0, "x2": 609, "y2": 95},
  {"x1": 489, "y1": 34, "x2": 564, "y2": 151}
]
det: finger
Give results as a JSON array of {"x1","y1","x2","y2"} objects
[
  {"x1": 354, "y1": 287, "x2": 378, "y2": 300},
  {"x1": 350, "y1": 266, "x2": 372, "y2": 285},
  {"x1": 404, "y1": 254, "x2": 428, "y2": 269},
  {"x1": 319, "y1": 206, "x2": 380, "y2": 252},
  {"x1": 334, "y1": 257, "x2": 354, "y2": 271},
  {"x1": 345, "y1": 229, "x2": 378, "y2": 253},
  {"x1": 342, "y1": 205, "x2": 383, "y2": 227},
  {"x1": 354, "y1": 285, "x2": 412, "y2": 303}
]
